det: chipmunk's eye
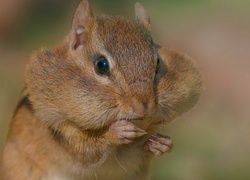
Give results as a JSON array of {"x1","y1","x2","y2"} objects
[{"x1": 95, "y1": 57, "x2": 110, "y2": 75}]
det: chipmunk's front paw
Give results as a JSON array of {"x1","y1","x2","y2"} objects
[
  {"x1": 109, "y1": 120, "x2": 147, "y2": 144},
  {"x1": 143, "y1": 133, "x2": 173, "y2": 156}
]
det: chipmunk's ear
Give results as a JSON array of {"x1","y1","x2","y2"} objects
[
  {"x1": 134, "y1": 2, "x2": 151, "y2": 31},
  {"x1": 71, "y1": 0, "x2": 95, "y2": 50}
]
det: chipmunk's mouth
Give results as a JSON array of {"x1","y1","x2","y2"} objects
[
  {"x1": 118, "y1": 117, "x2": 167, "y2": 131},
  {"x1": 119, "y1": 118, "x2": 144, "y2": 121}
]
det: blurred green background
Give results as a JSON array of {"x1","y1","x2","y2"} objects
[{"x1": 1, "y1": 0, "x2": 250, "y2": 179}]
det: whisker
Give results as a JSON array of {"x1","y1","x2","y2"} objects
[
  {"x1": 94, "y1": 172, "x2": 98, "y2": 180},
  {"x1": 113, "y1": 153, "x2": 128, "y2": 172}
]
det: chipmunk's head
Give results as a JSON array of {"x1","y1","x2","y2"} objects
[
  {"x1": 67, "y1": 0, "x2": 160, "y2": 129},
  {"x1": 26, "y1": 0, "x2": 202, "y2": 131}
]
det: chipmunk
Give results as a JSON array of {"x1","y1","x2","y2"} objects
[{"x1": 0, "y1": 0, "x2": 203, "y2": 179}]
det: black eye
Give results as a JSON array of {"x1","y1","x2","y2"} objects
[{"x1": 95, "y1": 57, "x2": 110, "y2": 75}]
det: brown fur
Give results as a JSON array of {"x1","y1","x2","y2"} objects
[{"x1": 1, "y1": 1, "x2": 203, "y2": 179}]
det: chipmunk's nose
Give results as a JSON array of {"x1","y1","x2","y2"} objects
[
  {"x1": 130, "y1": 98, "x2": 155, "y2": 117},
  {"x1": 128, "y1": 78, "x2": 156, "y2": 117}
]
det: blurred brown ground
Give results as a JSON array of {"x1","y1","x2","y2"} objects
[{"x1": 0, "y1": 0, "x2": 250, "y2": 179}]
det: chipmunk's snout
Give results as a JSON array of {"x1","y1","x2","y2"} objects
[
  {"x1": 125, "y1": 78, "x2": 156, "y2": 118},
  {"x1": 129, "y1": 97, "x2": 155, "y2": 118}
]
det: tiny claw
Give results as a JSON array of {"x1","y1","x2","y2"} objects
[{"x1": 143, "y1": 133, "x2": 173, "y2": 155}]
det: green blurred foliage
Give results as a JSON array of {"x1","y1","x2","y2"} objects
[{"x1": 1, "y1": 0, "x2": 250, "y2": 179}]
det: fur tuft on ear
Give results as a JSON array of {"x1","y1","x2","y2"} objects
[
  {"x1": 134, "y1": 2, "x2": 151, "y2": 31},
  {"x1": 72, "y1": 0, "x2": 95, "y2": 50}
]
